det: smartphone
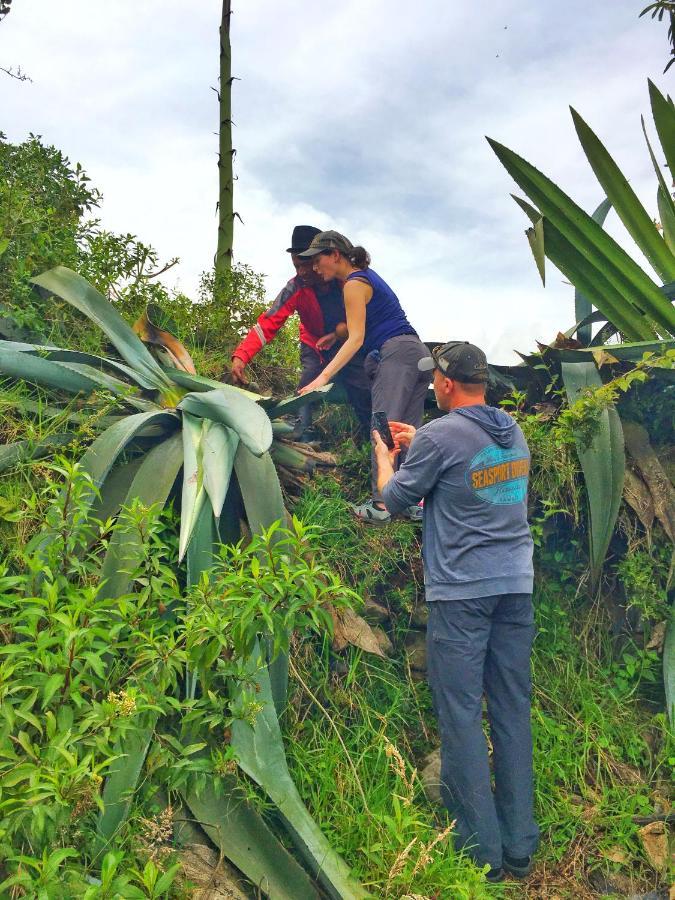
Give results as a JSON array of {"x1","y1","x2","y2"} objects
[{"x1": 371, "y1": 411, "x2": 395, "y2": 450}]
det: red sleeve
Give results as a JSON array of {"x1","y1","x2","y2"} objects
[{"x1": 232, "y1": 279, "x2": 300, "y2": 364}]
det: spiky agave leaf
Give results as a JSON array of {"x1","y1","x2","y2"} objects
[
  {"x1": 489, "y1": 139, "x2": 675, "y2": 337},
  {"x1": 31, "y1": 267, "x2": 175, "y2": 394}
]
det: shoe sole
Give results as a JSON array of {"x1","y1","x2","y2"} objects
[{"x1": 503, "y1": 862, "x2": 532, "y2": 878}]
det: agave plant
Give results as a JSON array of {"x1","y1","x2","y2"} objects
[
  {"x1": 0, "y1": 266, "x2": 366, "y2": 898},
  {"x1": 489, "y1": 80, "x2": 675, "y2": 722}
]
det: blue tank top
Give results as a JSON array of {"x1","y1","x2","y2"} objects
[{"x1": 344, "y1": 268, "x2": 417, "y2": 354}]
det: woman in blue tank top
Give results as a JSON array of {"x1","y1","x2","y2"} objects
[{"x1": 298, "y1": 230, "x2": 429, "y2": 524}]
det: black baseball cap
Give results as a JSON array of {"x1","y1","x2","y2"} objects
[
  {"x1": 287, "y1": 225, "x2": 321, "y2": 254},
  {"x1": 418, "y1": 341, "x2": 489, "y2": 383},
  {"x1": 298, "y1": 230, "x2": 354, "y2": 257}
]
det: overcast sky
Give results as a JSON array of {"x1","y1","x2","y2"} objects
[{"x1": 2, "y1": 1, "x2": 670, "y2": 362}]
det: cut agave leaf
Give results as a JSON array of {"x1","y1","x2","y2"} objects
[
  {"x1": 545, "y1": 338, "x2": 674, "y2": 364},
  {"x1": 561, "y1": 361, "x2": 625, "y2": 586},
  {"x1": 264, "y1": 385, "x2": 333, "y2": 418},
  {"x1": 181, "y1": 776, "x2": 320, "y2": 900},
  {"x1": 31, "y1": 267, "x2": 173, "y2": 391},
  {"x1": 133, "y1": 306, "x2": 197, "y2": 374},
  {"x1": 231, "y1": 649, "x2": 369, "y2": 900},
  {"x1": 179, "y1": 388, "x2": 272, "y2": 457},
  {"x1": 571, "y1": 107, "x2": 675, "y2": 283}
]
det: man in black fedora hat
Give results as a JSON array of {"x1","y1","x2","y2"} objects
[{"x1": 231, "y1": 225, "x2": 371, "y2": 441}]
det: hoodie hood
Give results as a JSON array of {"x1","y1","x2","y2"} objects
[{"x1": 453, "y1": 405, "x2": 517, "y2": 448}]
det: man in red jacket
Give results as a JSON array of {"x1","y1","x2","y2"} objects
[{"x1": 231, "y1": 225, "x2": 371, "y2": 442}]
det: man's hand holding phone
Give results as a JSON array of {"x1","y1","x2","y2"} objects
[{"x1": 389, "y1": 421, "x2": 417, "y2": 449}]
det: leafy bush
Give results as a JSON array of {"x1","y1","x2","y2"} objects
[{"x1": 0, "y1": 460, "x2": 354, "y2": 895}]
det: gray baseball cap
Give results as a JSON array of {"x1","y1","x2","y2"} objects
[
  {"x1": 298, "y1": 230, "x2": 354, "y2": 257},
  {"x1": 418, "y1": 341, "x2": 489, "y2": 383}
]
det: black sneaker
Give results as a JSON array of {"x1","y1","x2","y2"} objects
[
  {"x1": 503, "y1": 854, "x2": 532, "y2": 878},
  {"x1": 486, "y1": 867, "x2": 504, "y2": 883}
]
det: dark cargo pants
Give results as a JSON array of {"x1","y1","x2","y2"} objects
[
  {"x1": 426, "y1": 594, "x2": 540, "y2": 871},
  {"x1": 297, "y1": 344, "x2": 371, "y2": 437}
]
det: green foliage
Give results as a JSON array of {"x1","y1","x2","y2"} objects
[
  {"x1": 0, "y1": 460, "x2": 359, "y2": 894},
  {"x1": 617, "y1": 544, "x2": 672, "y2": 623},
  {"x1": 190, "y1": 518, "x2": 359, "y2": 661},
  {"x1": 0, "y1": 133, "x2": 100, "y2": 338}
]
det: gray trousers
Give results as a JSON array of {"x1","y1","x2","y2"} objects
[
  {"x1": 426, "y1": 594, "x2": 539, "y2": 870},
  {"x1": 297, "y1": 344, "x2": 371, "y2": 437},
  {"x1": 364, "y1": 334, "x2": 429, "y2": 502}
]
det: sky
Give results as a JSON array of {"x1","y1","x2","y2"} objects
[{"x1": 1, "y1": 1, "x2": 670, "y2": 363}]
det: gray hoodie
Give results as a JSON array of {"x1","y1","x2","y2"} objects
[{"x1": 382, "y1": 405, "x2": 534, "y2": 600}]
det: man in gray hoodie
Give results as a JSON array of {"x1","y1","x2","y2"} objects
[{"x1": 373, "y1": 340, "x2": 539, "y2": 883}]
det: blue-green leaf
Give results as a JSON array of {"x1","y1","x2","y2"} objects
[{"x1": 561, "y1": 362, "x2": 625, "y2": 586}]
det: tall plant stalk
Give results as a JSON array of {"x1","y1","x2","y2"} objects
[{"x1": 216, "y1": 0, "x2": 234, "y2": 275}]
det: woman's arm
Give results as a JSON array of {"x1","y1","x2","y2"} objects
[{"x1": 298, "y1": 280, "x2": 371, "y2": 394}]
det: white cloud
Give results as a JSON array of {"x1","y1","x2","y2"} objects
[{"x1": 1, "y1": 0, "x2": 669, "y2": 362}]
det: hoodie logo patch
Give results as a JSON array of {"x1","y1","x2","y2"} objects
[{"x1": 466, "y1": 445, "x2": 529, "y2": 505}]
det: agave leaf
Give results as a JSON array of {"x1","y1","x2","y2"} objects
[
  {"x1": 544, "y1": 338, "x2": 674, "y2": 364},
  {"x1": 272, "y1": 420, "x2": 295, "y2": 436},
  {"x1": 664, "y1": 600, "x2": 675, "y2": 724},
  {"x1": 164, "y1": 367, "x2": 270, "y2": 404},
  {"x1": 89, "y1": 457, "x2": 145, "y2": 527},
  {"x1": 96, "y1": 713, "x2": 159, "y2": 852},
  {"x1": 231, "y1": 650, "x2": 369, "y2": 900},
  {"x1": 641, "y1": 114, "x2": 675, "y2": 254},
  {"x1": 649, "y1": 79, "x2": 675, "y2": 189},
  {"x1": 571, "y1": 107, "x2": 675, "y2": 283},
  {"x1": 512, "y1": 196, "x2": 655, "y2": 340},
  {"x1": 181, "y1": 776, "x2": 320, "y2": 900},
  {"x1": 202, "y1": 423, "x2": 239, "y2": 519},
  {"x1": 525, "y1": 216, "x2": 546, "y2": 286},
  {"x1": 265, "y1": 385, "x2": 333, "y2": 418},
  {"x1": 657, "y1": 186, "x2": 675, "y2": 255},
  {"x1": 133, "y1": 306, "x2": 197, "y2": 374},
  {"x1": 233, "y1": 444, "x2": 289, "y2": 714},
  {"x1": 179, "y1": 388, "x2": 272, "y2": 457},
  {"x1": 561, "y1": 362, "x2": 625, "y2": 586},
  {"x1": 0, "y1": 347, "x2": 109, "y2": 395},
  {"x1": 271, "y1": 442, "x2": 319, "y2": 473},
  {"x1": 0, "y1": 433, "x2": 74, "y2": 473},
  {"x1": 490, "y1": 139, "x2": 675, "y2": 336},
  {"x1": 576, "y1": 198, "x2": 612, "y2": 345},
  {"x1": 31, "y1": 267, "x2": 173, "y2": 391},
  {"x1": 179, "y1": 413, "x2": 207, "y2": 562},
  {"x1": 0, "y1": 340, "x2": 159, "y2": 390},
  {"x1": 99, "y1": 433, "x2": 184, "y2": 599}
]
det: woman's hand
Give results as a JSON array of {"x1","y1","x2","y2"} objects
[
  {"x1": 316, "y1": 332, "x2": 337, "y2": 351},
  {"x1": 389, "y1": 421, "x2": 417, "y2": 448},
  {"x1": 298, "y1": 371, "x2": 331, "y2": 395}
]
